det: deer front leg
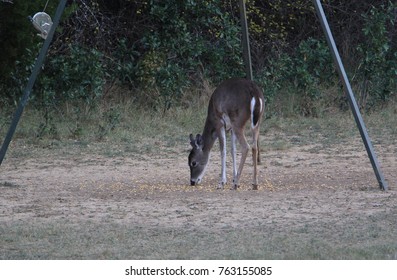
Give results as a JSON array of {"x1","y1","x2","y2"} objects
[{"x1": 218, "y1": 126, "x2": 227, "y2": 189}]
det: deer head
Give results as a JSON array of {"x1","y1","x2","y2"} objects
[{"x1": 188, "y1": 133, "x2": 209, "y2": 186}]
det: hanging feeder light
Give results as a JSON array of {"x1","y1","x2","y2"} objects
[{"x1": 29, "y1": 11, "x2": 53, "y2": 39}]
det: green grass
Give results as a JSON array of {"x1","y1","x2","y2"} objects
[
  {"x1": 2, "y1": 83, "x2": 396, "y2": 154},
  {"x1": 0, "y1": 98, "x2": 207, "y2": 158},
  {"x1": 1, "y1": 216, "x2": 396, "y2": 260},
  {"x1": 2, "y1": 96, "x2": 397, "y2": 160}
]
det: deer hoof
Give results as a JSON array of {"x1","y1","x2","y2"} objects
[{"x1": 252, "y1": 184, "x2": 258, "y2": 190}]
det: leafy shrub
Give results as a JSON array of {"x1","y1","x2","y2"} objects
[
  {"x1": 35, "y1": 44, "x2": 105, "y2": 108},
  {"x1": 355, "y1": 3, "x2": 397, "y2": 109},
  {"x1": 293, "y1": 38, "x2": 335, "y2": 95},
  {"x1": 257, "y1": 37, "x2": 336, "y2": 116},
  {"x1": 2, "y1": 0, "x2": 396, "y2": 116},
  {"x1": 110, "y1": 38, "x2": 140, "y2": 88},
  {"x1": 129, "y1": 0, "x2": 244, "y2": 111},
  {"x1": 7, "y1": 44, "x2": 105, "y2": 137}
]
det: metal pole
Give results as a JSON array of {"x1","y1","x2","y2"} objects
[
  {"x1": 313, "y1": 0, "x2": 388, "y2": 190},
  {"x1": 239, "y1": 0, "x2": 253, "y2": 80},
  {"x1": 0, "y1": 0, "x2": 67, "y2": 167}
]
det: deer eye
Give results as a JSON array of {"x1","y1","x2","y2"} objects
[{"x1": 191, "y1": 161, "x2": 198, "y2": 167}]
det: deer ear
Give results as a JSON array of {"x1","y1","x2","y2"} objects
[
  {"x1": 190, "y1": 134, "x2": 203, "y2": 149},
  {"x1": 196, "y1": 134, "x2": 202, "y2": 144},
  {"x1": 189, "y1": 134, "x2": 196, "y2": 147},
  {"x1": 195, "y1": 134, "x2": 204, "y2": 149}
]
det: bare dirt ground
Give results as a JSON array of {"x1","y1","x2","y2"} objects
[{"x1": 1, "y1": 130, "x2": 396, "y2": 259}]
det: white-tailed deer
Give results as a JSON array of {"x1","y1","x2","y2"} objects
[{"x1": 188, "y1": 78, "x2": 265, "y2": 190}]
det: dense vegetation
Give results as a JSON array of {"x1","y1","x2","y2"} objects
[{"x1": 0, "y1": 0, "x2": 396, "y2": 118}]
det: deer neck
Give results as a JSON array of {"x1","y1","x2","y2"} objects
[{"x1": 201, "y1": 117, "x2": 217, "y2": 153}]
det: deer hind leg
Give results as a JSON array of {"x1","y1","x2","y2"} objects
[
  {"x1": 251, "y1": 126, "x2": 260, "y2": 190},
  {"x1": 257, "y1": 137, "x2": 261, "y2": 164},
  {"x1": 218, "y1": 126, "x2": 227, "y2": 189},
  {"x1": 232, "y1": 129, "x2": 250, "y2": 190},
  {"x1": 231, "y1": 130, "x2": 238, "y2": 186}
]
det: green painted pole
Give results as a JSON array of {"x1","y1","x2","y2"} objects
[
  {"x1": 313, "y1": 0, "x2": 388, "y2": 190},
  {"x1": 0, "y1": 0, "x2": 67, "y2": 167},
  {"x1": 239, "y1": 0, "x2": 253, "y2": 80}
]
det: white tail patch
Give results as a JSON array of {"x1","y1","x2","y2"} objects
[
  {"x1": 259, "y1": 98, "x2": 263, "y2": 114},
  {"x1": 250, "y1": 97, "x2": 264, "y2": 128},
  {"x1": 250, "y1": 97, "x2": 257, "y2": 129}
]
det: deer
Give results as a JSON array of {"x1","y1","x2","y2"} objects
[{"x1": 188, "y1": 78, "x2": 265, "y2": 190}]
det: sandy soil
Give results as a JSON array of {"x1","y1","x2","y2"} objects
[{"x1": 1, "y1": 133, "x2": 396, "y2": 259}]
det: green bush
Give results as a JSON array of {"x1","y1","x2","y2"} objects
[
  {"x1": 5, "y1": 43, "x2": 105, "y2": 138},
  {"x1": 34, "y1": 44, "x2": 105, "y2": 107},
  {"x1": 293, "y1": 38, "x2": 335, "y2": 96},
  {"x1": 129, "y1": 0, "x2": 244, "y2": 111},
  {"x1": 1, "y1": 0, "x2": 396, "y2": 116},
  {"x1": 257, "y1": 37, "x2": 336, "y2": 116},
  {"x1": 355, "y1": 3, "x2": 397, "y2": 109}
]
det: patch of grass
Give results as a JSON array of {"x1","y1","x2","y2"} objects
[
  {"x1": 1, "y1": 94, "x2": 208, "y2": 160},
  {"x1": 1, "y1": 217, "x2": 396, "y2": 260},
  {"x1": 264, "y1": 115, "x2": 345, "y2": 153},
  {"x1": 365, "y1": 103, "x2": 397, "y2": 144},
  {"x1": 1, "y1": 86, "x2": 396, "y2": 159}
]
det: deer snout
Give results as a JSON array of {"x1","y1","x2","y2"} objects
[{"x1": 190, "y1": 177, "x2": 202, "y2": 186}]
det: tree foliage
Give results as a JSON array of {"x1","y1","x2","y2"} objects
[{"x1": 0, "y1": 0, "x2": 396, "y2": 114}]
